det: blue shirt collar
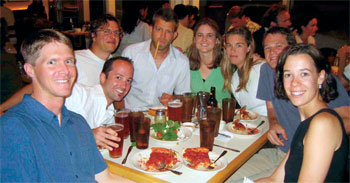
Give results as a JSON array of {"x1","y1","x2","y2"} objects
[{"x1": 22, "y1": 95, "x2": 71, "y2": 128}]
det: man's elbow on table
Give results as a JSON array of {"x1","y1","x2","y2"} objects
[{"x1": 95, "y1": 169, "x2": 135, "y2": 183}]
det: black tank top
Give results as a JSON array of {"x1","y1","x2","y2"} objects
[{"x1": 284, "y1": 108, "x2": 349, "y2": 182}]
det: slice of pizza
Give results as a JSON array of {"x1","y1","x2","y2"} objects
[
  {"x1": 146, "y1": 148, "x2": 179, "y2": 171},
  {"x1": 183, "y1": 147, "x2": 210, "y2": 169},
  {"x1": 232, "y1": 122, "x2": 247, "y2": 135}
]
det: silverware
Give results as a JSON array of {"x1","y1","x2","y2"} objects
[
  {"x1": 213, "y1": 144, "x2": 240, "y2": 153},
  {"x1": 218, "y1": 132, "x2": 231, "y2": 138},
  {"x1": 208, "y1": 150, "x2": 227, "y2": 169},
  {"x1": 249, "y1": 120, "x2": 265, "y2": 134},
  {"x1": 164, "y1": 168, "x2": 183, "y2": 175},
  {"x1": 122, "y1": 146, "x2": 133, "y2": 164}
]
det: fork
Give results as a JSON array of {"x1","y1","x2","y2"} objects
[{"x1": 207, "y1": 150, "x2": 227, "y2": 169}]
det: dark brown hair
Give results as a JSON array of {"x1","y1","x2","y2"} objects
[{"x1": 274, "y1": 44, "x2": 338, "y2": 102}]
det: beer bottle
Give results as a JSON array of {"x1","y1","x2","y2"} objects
[{"x1": 207, "y1": 87, "x2": 218, "y2": 108}]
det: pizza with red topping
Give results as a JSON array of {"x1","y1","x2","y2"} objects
[
  {"x1": 183, "y1": 147, "x2": 210, "y2": 169},
  {"x1": 145, "y1": 148, "x2": 179, "y2": 171}
]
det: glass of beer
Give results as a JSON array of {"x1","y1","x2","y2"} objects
[
  {"x1": 168, "y1": 99, "x2": 183, "y2": 123},
  {"x1": 107, "y1": 123, "x2": 124, "y2": 158},
  {"x1": 128, "y1": 112, "x2": 144, "y2": 144},
  {"x1": 207, "y1": 107, "x2": 222, "y2": 137},
  {"x1": 115, "y1": 109, "x2": 130, "y2": 139},
  {"x1": 222, "y1": 98, "x2": 236, "y2": 123},
  {"x1": 135, "y1": 117, "x2": 151, "y2": 149},
  {"x1": 199, "y1": 119, "x2": 216, "y2": 151}
]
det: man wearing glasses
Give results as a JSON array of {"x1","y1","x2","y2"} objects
[{"x1": 75, "y1": 14, "x2": 122, "y2": 86}]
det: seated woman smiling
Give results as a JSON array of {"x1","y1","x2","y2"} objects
[
  {"x1": 187, "y1": 18, "x2": 230, "y2": 104},
  {"x1": 256, "y1": 44, "x2": 348, "y2": 182}
]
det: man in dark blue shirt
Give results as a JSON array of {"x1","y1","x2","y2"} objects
[{"x1": 0, "y1": 29, "x2": 134, "y2": 182}]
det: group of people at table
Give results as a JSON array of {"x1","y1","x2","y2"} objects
[{"x1": 1, "y1": 4, "x2": 349, "y2": 183}]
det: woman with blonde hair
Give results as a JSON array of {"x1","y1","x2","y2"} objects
[
  {"x1": 221, "y1": 26, "x2": 267, "y2": 115},
  {"x1": 187, "y1": 18, "x2": 230, "y2": 104}
]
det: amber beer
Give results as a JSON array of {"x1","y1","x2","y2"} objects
[
  {"x1": 108, "y1": 124, "x2": 124, "y2": 158},
  {"x1": 168, "y1": 99, "x2": 183, "y2": 122},
  {"x1": 115, "y1": 109, "x2": 130, "y2": 139}
]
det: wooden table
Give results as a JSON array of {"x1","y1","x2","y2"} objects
[{"x1": 102, "y1": 116, "x2": 269, "y2": 183}]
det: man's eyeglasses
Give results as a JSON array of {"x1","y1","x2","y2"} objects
[{"x1": 98, "y1": 29, "x2": 122, "y2": 37}]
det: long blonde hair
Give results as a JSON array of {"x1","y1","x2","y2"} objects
[{"x1": 221, "y1": 26, "x2": 259, "y2": 93}]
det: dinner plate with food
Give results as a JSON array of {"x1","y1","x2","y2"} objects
[
  {"x1": 182, "y1": 147, "x2": 227, "y2": 172},
  {"x1": 234, "y1": 107, "x2": 259, "y2": 122},
  {"x1": 131, "y1": 148, "x2": 182, "y2": 174},
  {"x1": 150, "y1": 120, "x2": 192, "y2": 144},
  {"x1": 225, "y1": 121, "x2": 261, "y2": 138}
]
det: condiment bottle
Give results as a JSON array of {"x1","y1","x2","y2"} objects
[
  {"x1": 207, "y1": 87, "x2": 218, "y2": 108},
  {"x1": 155, "y1": 109, "x2": 166, "y2": 124}
]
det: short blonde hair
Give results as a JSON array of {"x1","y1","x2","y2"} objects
[{"x1": 21, "y1": 29, "x2": 72, "y2": 65}]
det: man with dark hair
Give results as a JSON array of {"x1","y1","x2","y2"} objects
[
  {"x1": 122, "y1": 8, "x2": 191, "y2": 111},
  {"x1": 65, "y1": 56, "x2": 133, "y2": 150},
  {"x1": 254, "y1": 3, "x2": 292, "y2": 57},
  {"x1": 187, "y1": 5, "x2": 199, "y2": 29},
  {"x1": 0, "y1": 29, "x2": 133, "y2": 182},
  {"x1": 173, "y1": 4, "x2": 194, "y2": 52},
  {"x1": 226, "y1": 5, "x2": 261, "y2": 33},
  {"x1": 76, "y1": 14, "x2": 122, "y2": 86}
]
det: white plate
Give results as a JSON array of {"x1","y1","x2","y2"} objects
[
  {"x1": 234, "y1": 109, "x2": 259, "y2": 122},
  {"x1": 183, "y1": 151, "x2": 228, "y2": 172},
  {"x1": 225, "y1": 122, "x2": 261, "y2": 138},
  {"x1": 131, "y1": 149, "x2": 182, "y2": 174},
  {"x1": 150, "y1": 127, "x2": 192, "y2": 144}
]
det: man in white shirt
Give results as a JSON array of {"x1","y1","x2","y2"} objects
[
  {"x1": 66, "y1": 56, "x2": 133, "y2": 150},
  {"x1": 122, "y1": 8, "x2": 191, "y2": 111},
  {"x1": 75, "y1": 14, "x2": 122, "y2": 86}
]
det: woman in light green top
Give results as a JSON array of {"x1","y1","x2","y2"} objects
[{"x1": 187, "y1": 18, "x2": 230, "y2": 104}]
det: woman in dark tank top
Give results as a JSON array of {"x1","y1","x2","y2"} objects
[{"x1": 256, "y1": 44, "x2": 348, "y2": 182}]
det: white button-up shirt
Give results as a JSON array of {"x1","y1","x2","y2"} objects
[
  {"x1": 122, "y1": 39, "x2": 191, "y2": 111},
  {"x1": 65, "y1": 84, "x2": 115, "y2": 129}
]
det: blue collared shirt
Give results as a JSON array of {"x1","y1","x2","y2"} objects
[{"x1": 1, "y1": 95, "x2": 107, "y2": 182}]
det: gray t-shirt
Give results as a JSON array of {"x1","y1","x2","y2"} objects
[{"x1": 257, "y1": 62, "x2": 350, "y2": 152}]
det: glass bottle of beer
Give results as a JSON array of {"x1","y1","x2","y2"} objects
[{"x1": 207, "y1": 87, "x2": 218, "y2": 108}]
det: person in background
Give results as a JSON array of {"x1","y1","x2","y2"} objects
[
  {"x1": 113, "y1": 1, "x2": 150, "y2": 56},
  {"x1": 294, "y1": 12, "x2": 318, "y2": 45},
  {"x1": 66, "y1": 57, "x2": 133, "y2": 151},
  {"x1": 226, "y1": 5, "x2": 261, "y2": 33},
  {"x1": 187, "y1": 18, "x2": 230, "y2": 104},
  {"x1": 336, "y1": 45, "x2": 350, "y2": 92},
  {"x1": 0, "y1": 29, "x2": 133, "y2": 182},
  {"x1": 257, "y1": 44, "x2": 348, "y2": 182},
  {"x1": 254, "y1": 3, "x2": 292, "y2": 57},
  {"x1": 186, "y1": 5, "x2": 199, "y2": 29},
  {"x1": 122, "y1": 8, "x2": 191, "y2": 111},
  {"x1": 173, "y1": 4, "x2": 194, "y2": 53},
  {"x1": 221, "y1": 27, "x2": 267, "y2": 115},
  {"x1": 1, "y1": 18, "x2": 24, "y2": 103},
  {"x1": 0, "y1": 14, "x2": 122, "y2": 113}
]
